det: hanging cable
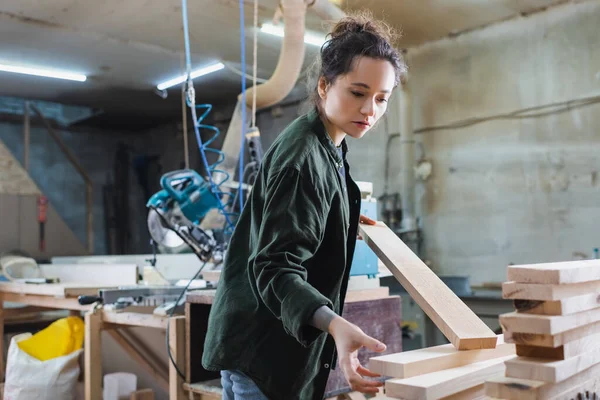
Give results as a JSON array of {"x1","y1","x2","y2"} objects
[
  {"x1": 180, "y1": 51, "x2": 190, "y2": 169},
  {"x1": 237, "y1": 0, "x2": 248, "y2": 211},
  {"x1": 181, "y1": 0, "x2": 237, "y2": 232},
  {"x1": 251, "y1": 0, "x2": 259, "y2": 128},
  {"x1": 223, "y1": 62, "x2": 268, "y2": 84}
]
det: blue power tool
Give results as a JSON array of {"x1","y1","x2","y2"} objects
[{"x1": 146, "y1": 169, "x2": 223, "y2": 262}]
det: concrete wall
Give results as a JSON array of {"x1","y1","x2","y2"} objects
[
  {"x1": 402, "y1": 0, "x2": 600, "y2": 283},
  {"x1": 0, "y1": 139, "x2": 87, "y2": 257},
  {"x1": 233, "y1": 1, "x2": 600, "y2": 285},
  {"x1": 0, "y1": 121, "x2": 146, "y2": 255},
  {"x1": 0, "y1": 117, "x2": 209, "y2": 256}
]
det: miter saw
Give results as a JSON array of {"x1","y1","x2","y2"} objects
[{"x1": 146, "y1": 169, "x2": 226, "y2": 264}]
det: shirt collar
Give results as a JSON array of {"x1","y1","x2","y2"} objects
[{"x1": 307, "y1": 108, "x2": 348, "y2": 164}]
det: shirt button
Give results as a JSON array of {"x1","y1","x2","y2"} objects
[{"x1": 324, "y1": 363, "x2": 330, "y2": 369}]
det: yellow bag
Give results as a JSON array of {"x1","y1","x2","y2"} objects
[{"x1": 17, "y1": 316, "x2": 84, "y2": 361}]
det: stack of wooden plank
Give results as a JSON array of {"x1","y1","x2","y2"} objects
[
  {"x1": 369, "y1": 335, "x2": 515, "y2": 399},
  {"x1": 360, "y1": 222, "x2": 512, "y2": 399},
  {"x1": 485, "y1": 260, "x2": 600, "y2": 399}
]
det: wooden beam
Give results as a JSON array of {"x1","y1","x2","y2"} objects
[
  {"x1": 184, "y1": 380, "x2": 222, "y2": 398},
  {"x1": 370, "y1": 335, "x2": 514, "y2": 379},
  {"x1": 502, "y1": 280, "x2": 600, "y2": 301},
  {"x1": 513, "y1": 291, "x2": 600, "y2": 315},
  {"x1": 130, "y1": 389, "x2": 155, "y2": 400},
  {"x1": 0, "y1": 282, "x2": 108, "y2": 297},
  {"x1": 106, "y1": 330, "x2": 169, "y2": 392},
  {"x1": 186, "y1": 290, "x2": 217, "y2": 305},
  {"x1": 485, "y1": 361, "x2": 600, "y2": 400},
  {"x1": 505, "y1": 346, "x2": 600, "y2": 383},
  {"x1": 385, "y1": 355, "x2": 513, "y2": 400},
  {"x1": 85, "y1": 312, "x2": 102, "y2": 400},
  {"x1": 359, "y1": 222, "x2": 497, "y2": 350},
  {"x1": 440, "y1": 384, "x2": 485, "y2": 400},
  {"x1": 504, "y1": 319, "x2": 600, "y2": 348},
  {"x1": 102, "y1": 311, "x2": 169, "y2": 329},
  {"x1": 0, "y1": 292, "x2": 91, "y2": 310},
  {"x1": 500, "y1": 308, "x2": 600, "y2": 335},
  {"x1": 515, "y1": 332, "x2": 600, "y2": 360},
  {"x1": 39, "y1": 263, "x2": 138, "y2": 286},
  {"x1": 169, "y1": 317, "x2": 186, "y2": 400},
  {"x1": 200, "y1": 270, "x2": 221, "y2": 283},
  {"x1": 508, "y1": 260, "x2": 600, "y2": 284}
]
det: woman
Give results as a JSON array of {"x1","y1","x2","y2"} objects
[{"x1": 203, "y1": 12, "x2": 407, "y2": 400}]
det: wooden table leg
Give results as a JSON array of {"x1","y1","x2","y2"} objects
[
  {"x1": 85, "y1": 311, "x2": 102, "y2": 400},
  {"x1": 169, "y1": 316, "x2": 186, "y2": 400}
]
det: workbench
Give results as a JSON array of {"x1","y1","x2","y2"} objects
[
  {"x1": 0, "y1": 279, "x2": 187, "y2": 400},
  {"x1": 184, "y1": 287, "x2": 402, "y2": 399}
]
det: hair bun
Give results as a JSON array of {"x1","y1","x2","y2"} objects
[{"x1": 328, "y1": 12, "x2": 398, "y2": 44}]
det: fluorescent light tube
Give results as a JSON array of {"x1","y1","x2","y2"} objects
[
  {"x1": 157, "y1": 62, "x2": 225, "y2": 90},
  {"x1": 260, "y1": 23, "x2": 325, "y2": 47},
  {"x1": 0, "y1": 63, "x2": 86, "y2": 82}
]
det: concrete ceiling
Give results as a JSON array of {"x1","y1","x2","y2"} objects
[{"x1": 0, "y1": 0, "x2": 566, "y2": 129}]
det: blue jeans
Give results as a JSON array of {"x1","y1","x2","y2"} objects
[{"x1": 221, "y1": 370, "x2": 269, "y2": 400}]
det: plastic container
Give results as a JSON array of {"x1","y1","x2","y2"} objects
[{"x1": 103, "y1": 372, "x2": 137, "y2": 400}]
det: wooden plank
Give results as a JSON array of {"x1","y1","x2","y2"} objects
[
  {"x1": 514, "y1": 291, "x2": 600, "y2": 315},
  {"x1": 385, "y1": 354, "x2": 513, "y2": 400},
  {"x1": 186, "y1": 290, "x2": 217, "y2": 305},
  {"x1": 508, "y1": 260, "x2": 600, "y2": 284},
  {"x1": 345, "y1": 287, "x2": 390, "y2": 303},
  {"x1": 485, "y1": 360, "x2": 600, "y2": 400},
  {"x1": 370, "y1": 335, "x2": 514, "y2": 379},
  {"x1": 499, "y1": 307, "x2": 600, "y2": 335},
  {"x1": 169, "y1": 316, "x2": 186, "y2": 400},
  {"x1": 85, "y1": 312, "x2": 102, "y2": 400},
  {"x1": 201, "y1": 270, "x2": 221, "y2": 283},
  {"x1": 359, "y1": 222, "x2": 497, "y2": 350},
  {"x1": 0, "y1": 292, "x2": 91, "y2": 310},
  {"x1": 505, "y1": 346, "x2": 600, "y2": 383},
  {"x1": 548, "y1": 377, "x2": 600, "y2": 400},
  {"x1": 515, "y1": 332, "x2": 600, "y2": 360},
  {"x1": 0, "y1": 282, "x2": 108, "y2": 297},
  {"x1": 102, "y1": 311, "x2": 169, "y2": 329},
  {"x1": 440, "y1": 384, "x2": 486, "y2": 400},
  {"x1": 184, "y1": 380, "x2": 222, "y2": 399},
  {"x1": 504, "y1": 318, "x2": 600, "y2": 348},
  {"x1": 39, "y1": 263, "x2": 138, "y2": 286},
  {"x1": 130, "y1": 389, "x2": 155, "y2": 400},
  {"x1": 106, "y1": 330, "x2": 169, "y2": 392},
  {"x1": 502, "y1": 280, "x2": 600, "y2": 301}
]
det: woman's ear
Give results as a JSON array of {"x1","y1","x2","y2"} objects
[{"x1": 318, "y1": 77, "x2": 329, "y2": 100}]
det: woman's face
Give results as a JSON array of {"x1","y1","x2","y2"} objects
[{"x1": 319, "y1": 56, "x2": 396, "y2": 141}]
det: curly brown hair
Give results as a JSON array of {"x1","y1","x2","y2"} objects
[{"x1": 307, "y1": 11, "x2": 407, "y2": 110}]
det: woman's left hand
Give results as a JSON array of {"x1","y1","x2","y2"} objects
[
  {"x1": 357, "y1": 214, "x2": 376, "y2": 240},
  {"x1": 359, "y1": 215, "x2": 376, "y2": 225}
]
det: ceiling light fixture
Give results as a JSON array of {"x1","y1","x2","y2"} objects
[
  {"x1": 0, "y1": 63, "x2": 87, "y2": 82},
  {"x1": 156, "y1": 62, "x2": 225, "y2": 90},
  {"x1": 260, "y1": 23, "x2": 325, "y2": 47}
]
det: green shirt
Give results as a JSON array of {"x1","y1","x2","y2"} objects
[{"x1": 202, "y1": 109, "x2": 362, "y2": 400}]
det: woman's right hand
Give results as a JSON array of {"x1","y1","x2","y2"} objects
[{"x1": 328, "y1": 316, "x2": 387, "y2": 394}]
